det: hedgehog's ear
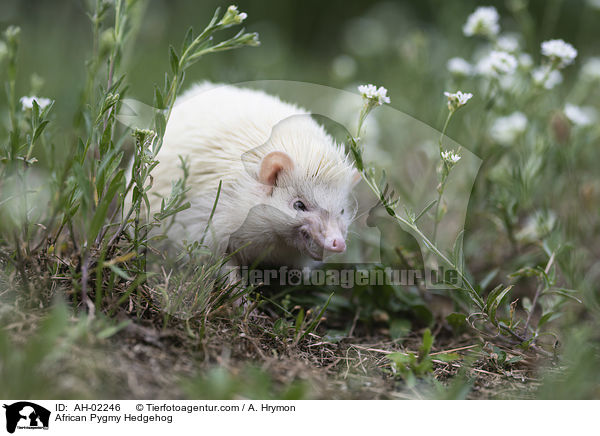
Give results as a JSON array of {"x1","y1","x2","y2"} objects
[{"x1": 259, "y1": 151, "x2": 294, "y2": 193}]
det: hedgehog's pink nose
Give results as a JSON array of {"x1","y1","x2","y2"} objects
[{"x1": 324, "y1": 235, "x2": 346, "y2": 253}]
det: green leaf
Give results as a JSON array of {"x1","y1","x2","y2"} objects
[
  {"x1": 489, "y1": 285, "x2": 513, "y2": 323},
  {"x1": 88, "y1": 169, "x2": 124, "y2": 241},
  {"x1": 154, "y1": 111, "x2": 166, "y2": 140},
  {"x1": 506, "y1": 356, "x2": 524, "y2": 365},
  {"x1": 387, "y1": 352, "x2": 412, "y2": 366},
  {"x1": 537, "y1": 311, "x2": 562, "y2": 328},
  {"x1": 97, "y1": 320, "x2": 131, "y2": 340},
  {"x1": 485, "y1": 284, "x2": 506, "y2": 313},
  {"x1": 96, "y1": 148, "x2": 124, "y2": 195},
  {"x1": 181, "y1": 27, "x2": 194, "y2": 54},
  {"x1": 108, "y1": 74, "x2": 126, "y2": 94},
  {"x1": 541, "y1": 288, "x2": 582, "y2": 304},
  {"x1": 153, "y1": 85, "x2": 164, "y2": 109},
  {"x1": 518, "y1": 337, "x2": 534, "y2": 351},
  {"x1": 452, "y1": 230, "x2": 465, "y2": 274},
  {"x1": 414, "y1": 358, "x2": 433, "y2": 375},
  {"x1": 99, "y1": 117, "x2": 114, "y2": 155},
  {"x1": 169, "y1": 45, "x2": 179, "y2": 74},
  {"x1": 419, "y1": 328, "x2": 433, "y2": 357},
  {"x1": 435, "y1": 352, "x2": 460, "y2": 362},
  {"x1": 298, "y1": 292, "x2": 333, "y2": 341},
  {"x1": 492, "y1": 346, "x2": 506, "y2": 365},
  {"x1": 414, "y1": 199, "x2": 437, "y2": 223},
  {"x1": 403, "y1": 205, "x2": 416, "y2": 223},
  {"x1": 108, "y1": 263, "x2": 133, "y2": 281},
  {"x1": 32, "y1": 100, "x2": 40, "y2": 123},
  {"x1": 378, "y1": 170, "x2": 387, "y2": 192},
  {"x1": 33, "y1": 120, "x2": 50, "y2": 142},
  {"x1": 295, "y1": 308, "x2": 304, "y2": 337}
]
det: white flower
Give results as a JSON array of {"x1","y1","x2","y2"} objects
[
  {"x1": 358, "y1": 84, "x2": 390, "y2": 105},
  {"x1": 518, "y1": 53, "x2": 534, "y2": 70},
  {"x1": 447, "y1": 57, "x2": 473, "y2": 76},
  {"x1": 441, "y1": 150, "x2": 461, "y2": 164},
  {"x1": 220, "y1": 5, "x2": 247, "y2": 26},
  {"x1": 532, "y1": 66, "x2": 563, "y2": 89},
  {"x1": 564, "y1": 104, "x2": 597, "y2": 126},
  {"x1": 20, "y1": 96, "x2": 52, "y2": 110},
  {"x1": 477, "y1": 51, "x2": 518, "y2": 77},
  {"x1": 443, "y1": 90, "x2": 473, "y2": 111},
  {"x1": 581, "y1": 57, "x2": 600, "y2": 81},
  {"x1": 490, "y1": 112, "x2": 528, "y2": 145},
  {"x1": 0, "y1": 40, "x2": 8, "y2": 62},
  {"x1": 496, "y1": 34, "x2": 520, "y2": 52},
  {"x1": 463, "y1": 6, "x2": 500, "y2": 38},
  {"x1": 541, "y1": 39, "x2": 577, "y2": 68}
]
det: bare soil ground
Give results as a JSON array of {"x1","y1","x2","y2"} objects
[{"x1": 18, "y1": 308, "x2": 544, "y2": 399}]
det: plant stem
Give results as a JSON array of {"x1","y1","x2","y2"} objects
[
  {"x1": 523, "y1": 251, "x2": 556, "y2": 335},
  {"x1": 438, "y1": 112, "x2": 453, "y2": 154},
  {"x1": 359, "y1": 170, "x2": 484, "y2": 310},
  {"x1": 432, "y1": 111, "x2": 453, "y2": 245}
]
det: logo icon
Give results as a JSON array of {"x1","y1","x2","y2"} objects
[{"x1": 2, "y1": 402, "x2": 50, "y2": 434}]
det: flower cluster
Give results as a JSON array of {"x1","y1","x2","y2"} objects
[
  {"x1": 564, "y1": 104, "x2": 597, "y2": 126},
  {"x1": 581, "y1": 57, "x2": 600, "y2": 81},
  {"x1": 4, "y1": 25, "x2": 20, "y2": 44},
  {"x1": 541, "y1": 39, "x2": 577, "y2": 68},
  {"x1": 358, "y1": 84, "x2": 391, "y2": 106},
  {"x1": 443, "y1": 90, "x2": 473, "y2": 112},
  {"x1": 496, "y1": 34, "x2": 519, "y2": 53},
  {"x1": 447, "y1": 57, "x2": 473, "y2": 77},
  {"x1": 20, "y1": 96, "x2": 51, "y2": 110},
  {"x1": 490, "y1": 112, "x2": 528, "y2": 145},
  {"x1": 532, "y1": 66, "x2": 563, "y2": 89},
  {"x1": 441, "y1": 150, "x2": 461, "y2": 165},
  {"x1": 0, "y1": 40, "x2": 7, "y2": 63},
  {"x1": 477, "y1": 50, "x2": 518, "y2": 77},
  {"x1": 219, "y1": 5, "x2": 248, "y2": 26},
  {"x1": 463, "y1": 6, "x2": 500, "y2": 38},
  {"x1": 133, "y1": 128, "x2": 158, "y2": 144}
]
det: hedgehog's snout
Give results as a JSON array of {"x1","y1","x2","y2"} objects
[
  {"x1": 298, "y1": 218, "x2": 346, "y2": 260},
  {"x1": 320, "y1": 215, "x2": 347, "y2": 255},
  {"x1": 323, "y1": 233, "x2": 346, "y2": 253}
]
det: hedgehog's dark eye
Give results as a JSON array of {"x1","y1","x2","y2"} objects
[
  {"x1": 340, "y1": 209, "x2": 345, "y2": 215},
  {"x1": 293, "y1": 200, "x2": 307, "y2": 212}
]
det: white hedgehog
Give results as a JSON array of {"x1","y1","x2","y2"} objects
[{"x1": 148, "y1": 83, "x2": 359, "y2": 267}]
